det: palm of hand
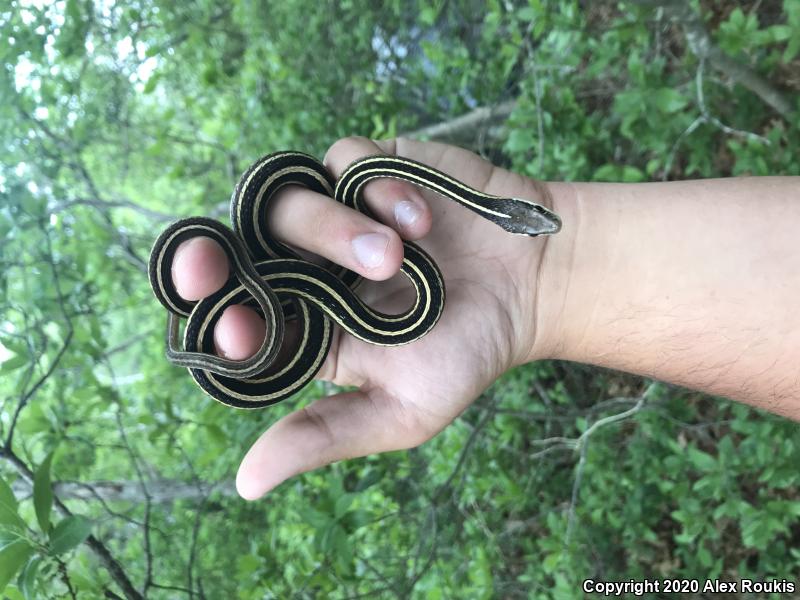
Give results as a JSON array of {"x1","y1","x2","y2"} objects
[
  {"x1": 216, "y1": 138, "x2": 547, "y2": 499},
  {"x1": 325, "y1": 160, "x2": 541, "y2": 441}
]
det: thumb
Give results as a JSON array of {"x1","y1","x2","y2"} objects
[{"x1": 235, "y1": 389, "x2": 429, "y2": 500}]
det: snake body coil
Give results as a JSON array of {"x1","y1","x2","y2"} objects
[{"x1": 148, "y1": 151, "x2": 561, "y2": 408}]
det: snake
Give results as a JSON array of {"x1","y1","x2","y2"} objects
[{"x1": 148, "y1": 151, "x2": 562, "y2": 408}]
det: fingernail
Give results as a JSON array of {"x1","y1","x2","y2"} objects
[
  {"x1": 394, "y1": 200, "x2": 421, "y2": 229},
  {"x1": 352, "y1": 232, "x2": 389, "y2": 269}
]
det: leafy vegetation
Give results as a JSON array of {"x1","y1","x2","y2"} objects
[{"x1": 1, "y1": 0, "x2": 799, "y2": 597}]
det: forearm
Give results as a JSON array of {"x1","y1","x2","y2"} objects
[{"x1": 532, "y1": 177, "x2": 800, "y2": 417}]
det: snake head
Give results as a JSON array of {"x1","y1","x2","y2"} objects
[{"x1": 499, "y1": 199, "x2": 562, "y2": 236}]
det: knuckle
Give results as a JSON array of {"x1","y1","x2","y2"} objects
[
  {"x1": 376, "y1": 179, "x2": 409, "y2": 201},
  {"x1": 373, "y1": 137, "x2": 398, "y2": 155},
  {"x1": 389, "y1": 400, "x2": 437, "y2": 449},
  {"x1": 301, "y1": 404, "x2": 336, "y2": 448},
  {"x1": 306, "y1": 201, "x2": 336, "y2": 246},
  {"x1": 324, "y1": 136, "x2": 372, "y2": 167}
]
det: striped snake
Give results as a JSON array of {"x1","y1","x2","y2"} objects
[{"x1": 148, "y1": 151, "x2": 561, "y2": 408}]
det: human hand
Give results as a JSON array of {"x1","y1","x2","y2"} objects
[{"x1": 170, "y1": 137, "x2": 556, "y2": 499}]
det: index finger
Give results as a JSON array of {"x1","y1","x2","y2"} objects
[{"x1": 324, "y1": 136, "x2": 433, "y2": 240}]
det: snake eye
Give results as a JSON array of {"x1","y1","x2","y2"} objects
[{"x1": 503, "y1": 200, "x2": 562, "y2": 236}]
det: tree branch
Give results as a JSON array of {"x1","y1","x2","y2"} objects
[
  {"x1": 403, "y1": 100, "x2": 517, "y2": 142},
  {"x1": 51, "y1": 198, "x2": 177, "y2": 222},
  {"x1": 0, "y1": 448, "x2": 144, "y2": 600},
  {"x1": 5, "y1": 225, "x2": 74, "y2": 449},
  {"x1": 648, "y1": 0, "x2": 793, "y2": 119}
]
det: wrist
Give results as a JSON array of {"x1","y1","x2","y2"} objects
[{"x1": 522, "y1": 180, "x2": 583, "y2": 364}]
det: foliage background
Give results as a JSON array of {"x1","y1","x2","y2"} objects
[{"x1": 1, "y1": 0, "x2": 799, "y2": 598}]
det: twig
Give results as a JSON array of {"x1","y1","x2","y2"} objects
[
  {"x1": 0, "y1": 447, "x2": 143, "y2": 600},
  {"x1": 693, "y1": 59, "x2": 771, "y2": 144},
  {"x1": 5, "y1": 224, "x2": 74, "y2": 449},
  {"x1": 648, "y1": 0, "x2": 793, "y2": 118},
  {"x1": 432, "y1": 409, "x2": 494, "y2": 501},
  {"x1": 57, "y1": 556, "x2": 78, "y2": 600},
  {"x1": 561, "y1": 382, "x2": 659, "y2": 545},
  {"x1": 662, "y1": 58, "x2": 770, "y2": 180},
  {"x1": 50, "y1": 198, "x2": 177, "y2": 222},
  {"x1": 533, "y1": 67, "x2": 546, "y2": 174},
  {"x1": 176, "y1": 445, "x2": 209, "y2": 600},
  {"x1": 103, "y1": 330, "x2": 155, "y2": 359},
  {"x1": 565, "y1": 437, "x2": 589, "y2": 545},
  {"x1": 404, "y1": 100, "x2": 517, "y2": 141},
  {"x1": 113, "y1": 408, "x2": 153, "y2": 596},
  {"x1": 150, "y1": 582, "x2": 194, "y2": 596},
  {"x1": 405, "y1": 506, "x2": 439, "y2": 596}
]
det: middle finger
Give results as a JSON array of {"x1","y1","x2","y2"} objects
[{"x1": 267, "y1": 184, "x2": 404, "y2": 282}]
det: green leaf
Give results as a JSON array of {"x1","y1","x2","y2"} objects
[
  {"x1": 621, "y1": 166, "x2": 645, "y2": 182},
  {"x1": 3, "y1": 586, "x2": 24, "y2": 600},
  {"x1": 0, "y1": 477, "x2": 25, "y2": 531},
  {"x1": 236, "y1": 554, "x2": 261, "y2": 579},
  {"x1": 298, "y1": 506, "x2": 329, "y2": 530},
  {"x1": 19, "y1": 556, "x2": 41, "y2": 600},
  {"x1": 542, "y1": 551, "x2": 561, "y2": 572},
  {"x1": 204, "y1": 424, "x2": 227, "y2": 447},
  {"x1": 0, "y1": 477, "x2": 17, "y2": 513},
  {"x1": 645, "y1": 158, "x2": 661, "y2": 176},
  {"x1": 33, "y1": 453, "x2": 54, "y2": 534},
  {"x1": 143, "y1": 73, "x2": 160, "y2": 94},
  {"x1": 729, "y1": 7, "x2": 745, "y2": 27},
  {"x1": 785, "y1": 35, "x2": 800, "y2": 62},
  {"x1": 0, "y1": 354, "x2": 28, "y2": 374},
  {"x1": 767, "y1": 24, "x2": 792, "y2": 42},
  {"x1": 419, "y1": 6, "x2": 437, "y2": 25},
  {"x1": 688, "y1": 447, "x2": 717, "y2": 472},
  {"x1": 506, "y1": 129, "x2": 537, "y2": 153},
  {"x1": 332, "y1": 525, "x2": 352, "y2": 570},
  {"x1": 334, "y1": 493, "x2": 354, "y2": 519},
  {"x1": 652, "y1": 88, "x2": 688, "y2": 113},
  {"x1": 49, "y1": 516, "x2": 92, "y2": 556},
  {"x1": 0, "y1": 540, "x2": 35, "y2": 593},
  {"x1": 592, "y1": 164, "x2": 619, "y2": 181},
  {"x1": 355, "y1": 469, "x2": 381, "y2": 492}
]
